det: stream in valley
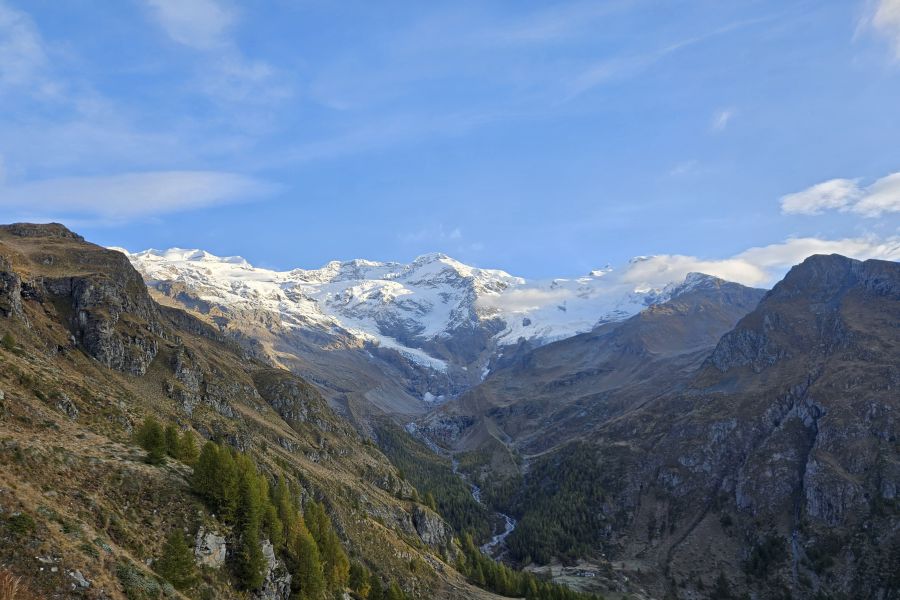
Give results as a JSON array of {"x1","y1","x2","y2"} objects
[
  {"x1": 452, "y1": 459, "x2": 517, "y2": 558},
  {"x1": 406, "y1": 423, "x2": 517, "y2": 558}
]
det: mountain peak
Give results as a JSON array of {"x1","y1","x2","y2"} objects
[
  {"x1": 0, "y1": 222, "x2": 84, "y2": 241},
  {"x1": 412, "y1": 252, "x2": 452, "y2": 263},
  {"x1": 775, "y1": 253, "x2": 900, "y2": 301}
]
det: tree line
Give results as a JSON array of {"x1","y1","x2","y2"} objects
[
  {"x1": 136, "y1": 417, "x2": 358, "y2": 599},
  {"x1": 456, "y1": 534, "x2": 603, "y2": 600},
  {"x1": 191, "y1": 439, "x2": 350, "y2": 598}
]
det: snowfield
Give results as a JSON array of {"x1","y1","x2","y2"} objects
[{"x1": 120, "y1": 248, "x2": 702, "y2": 372}]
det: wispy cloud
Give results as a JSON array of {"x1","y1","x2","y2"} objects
[
  {"x1": 780, "y1": 171, "x2": 900, "y2": 217},
  {"x1": 711, "y1": 107, "x2": 737, "y2": 132},
  {"x1": 0, "y1": 171, "x2": 275, "y2": 222},
  {"x1": 0, "y1": 0, "x2": 46, "y2": 90},
  {"x1": 272, "y1": 110, "x2": 502, "y2": 167},
  {"x1": 141, "y1": 0, "x2": 290, "y2": 105},
  {"x1": 475, "y1": 1, "x2": 628, "y2": 46},
  {"x1": 669, "y1": 160, "x2": 699, "y2": 177},
  {"x1": 863, "y1": 0, "x2": 900, "y2": 59},
  {"x1": 143, "y1": 0, "x2": 234, "y2": 51}
]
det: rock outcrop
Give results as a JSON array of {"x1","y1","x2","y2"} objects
[
  {"x1": 194, "y1": 527, "x2": 227, "y2": 569},
  {"x1": 255, "y1": 540, "x2": 292, "y2": 600}
]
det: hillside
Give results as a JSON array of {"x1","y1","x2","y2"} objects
[{"x1": 0, "y1": 223, "x2": 508, "y2": 600}]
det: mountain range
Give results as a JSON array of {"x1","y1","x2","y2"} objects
[
  {"x1": 1, "y1": 223, "x2": 898, "y2": 600},
  {"x1": 121, "y1": 248, "x2": 693, "y2": 427}
]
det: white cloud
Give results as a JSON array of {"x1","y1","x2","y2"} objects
[
  {"x1": 780, "y1": 178, "x2": 862, "y2": 215},
  {"x1": 619, "y1": 236, "x2": 900, "y2": 288},
  {"x1": 711, "y1": 108, "x2": 737, "y2": 132},
  {"x1": 0, "y1": 171, "x2": 274, "y2": 221},
  {"x1": 867, "y1": 0, "x2": 900, "y2": 59},
  {"x1": 477, "y1": 288, "x2": 571, "y2": 312},
  {"x1": 143, "y1": 0, "x2": 234, "y2": 51},
  {"x1": 780, "y1": 171, "x2": 900, "y2": 217},
  {"x1": 853, "y1": 172, "x2": 900, "y2": 216},
  {"x1": 473, "y1": 235, "x2": 900, "y2": 321}
]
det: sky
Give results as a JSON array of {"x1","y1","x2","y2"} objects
[{"x1": 1, "y1": 0, "x2": 900, "y2": 281}]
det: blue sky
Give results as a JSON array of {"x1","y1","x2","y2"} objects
[{"x1": 1, "y1": 0, "x2": 899, "y2": 279}]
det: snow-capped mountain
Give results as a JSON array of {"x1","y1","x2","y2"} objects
[{"x1": 119, "y1": 248, "x2": 722, "y2": 417}]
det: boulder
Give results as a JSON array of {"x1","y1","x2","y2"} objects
[{"x1": 194, "y1": 527, "x2": 227, "y2": 568}]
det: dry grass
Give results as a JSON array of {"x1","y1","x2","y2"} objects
[
  {"x1": 0, "y1": 571, "x2": 19, "y2": 600},
  {"x1": 0, "y1": 571, "x2": 41, "y2": 600}
]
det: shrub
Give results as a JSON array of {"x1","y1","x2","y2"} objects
[
  {"x1": 6, "y1": 513, "x2": 36, "y2": 537},
  {"x1": 1, "y1": 333, "x2": 15, "y2": 352}
]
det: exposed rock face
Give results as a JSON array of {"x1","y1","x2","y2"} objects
[
  {"x1": 255, "y1": 540, "x2": 292, "y2": 600},
  {"x1": 66, "y1": 276, "x2": 161, "y2": 375},
  {"x1": 253, "y1": 368, "x2": 332, "y2": 431},
  {"x1": 0, "y1": 255, "x2": 23, "y2": 318},
  {"x1": 54, "y1": 393, "x2": 79, "y2": 419},
  {"x1": 412, "y1": 505, "x2": 456, "y2": 557},
  {"x1": 0, "y1": 224, "x2": 164, "y2": 375},
  {"x1": 1, "y1": 223, "x2": 84, "y2": 240},
  {"x1": 194, "y1": 527, "x2": 227, "y2": 568}
]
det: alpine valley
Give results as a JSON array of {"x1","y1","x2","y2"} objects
[{"x1": 1, "y1": 223, "x2": 898, "y2": 600}]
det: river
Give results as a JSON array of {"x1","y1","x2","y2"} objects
[{"x1": 451, "y1": 458, "x2": 517, "y2": 558}]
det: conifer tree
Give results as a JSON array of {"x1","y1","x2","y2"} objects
[
  {"x1": 386, "y1": 581, "x2": 404, "y2": 600},
  {"x1": 292, "y1": 523, "x2": 325, "y2": 600},
  {"x1": 192, "y1": 441, "x2": 218, "y2": 499},
  {"x1": 136, "y1": 416, "x2": 166, "y2": 465},
  {"x1": 1, "y1": 332, "x2": 15, "y2": 351},
  {"x1": 349, "y1": 561, "x2": 371, "y2": 598},
  {"x1": 164, "y1": 424, "x2": 180, "y2": 457},
  {"x1": 368, "y1": 577, "x2": 384, "y2": 600},
  {"x1": 273, "y1": 477, "x2": 300, "y2": 549},
  {"x1": 234, "y1": 454, "x2": 266, "y2": 590},
  {"x1": 155, "y1": 530, "x2": 196, "y2": 590},
  {"x1": 304, "y1": 501, "x2": 349, "y2": 591},
  {"x1": 176, "y1": 431, "x2": 198, "y2": 464},
  {"x1": 192, "y1": 442, "x2": 238, "y2": 521}
]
